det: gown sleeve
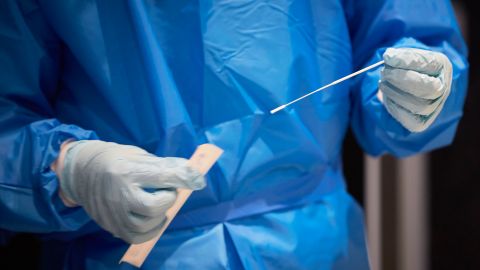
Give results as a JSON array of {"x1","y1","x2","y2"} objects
[
  {"x1": 0, "y1": 0, "x2": 97, "y2": 232},
  {"x1": 345, "y1": 0, "x2": 469, "y2": 157}
]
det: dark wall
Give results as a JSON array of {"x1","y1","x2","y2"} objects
[
  {"x1": 343, "y1": 130, "x2": 365, "y2": 206},
  {"x1": 430, "y1": 1, "x2": 479, "y2": 269},
  {"x1": 0, "y1": 233, "x2": 41, "y2": 269}
]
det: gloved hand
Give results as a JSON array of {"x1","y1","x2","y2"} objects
[
  {"x1": 379, "y1": 48, "x2": 453, "y2": 132},
  {"x1": 56, "y1": 140, "x2": 205, "y2": 244}
]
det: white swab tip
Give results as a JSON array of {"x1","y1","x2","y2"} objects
[{"x1": 270, "y1": 105, "x2": 286, "y2": 114}]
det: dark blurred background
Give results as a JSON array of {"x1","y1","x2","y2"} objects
[
  {"x1": 430, "y1": 0, "x2": 480, "y2": 269},
  {"x1": 0, "y1": 0, "x2": 478, "y2": 269}
]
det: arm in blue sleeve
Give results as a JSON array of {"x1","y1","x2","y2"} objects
[
  {"x1": 344, "y1": 0, "x2": 469, "y2": 157},
  {"x1": 0, "y1": 1, "x2": 97, "y2": 232}
]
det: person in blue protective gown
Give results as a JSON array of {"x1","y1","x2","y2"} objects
[{"x1": 0, "y1": 0, "x2": 468, "y2": 269}]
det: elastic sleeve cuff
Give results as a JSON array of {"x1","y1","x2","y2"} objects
[{"x1": 35, "y1": 120, "x2": 98, "y2": 232}]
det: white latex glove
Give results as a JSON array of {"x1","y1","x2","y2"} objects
[
  {"x1": 379, "y1": 48, "x2": 453, "y2": 132},
  {"x1": 55, "y1": 140, "x2": 205, "y2": 244}
]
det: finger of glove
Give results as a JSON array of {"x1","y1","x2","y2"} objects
[
  {"x1": 379, "y1": 81, "x2": 441, "y2": 116},
  {"x1": 124, "y1": 218, "x2": 168, "y2": 244},
  {"x1": 84, "y1": 178, "x2": 168, "y2": 241},
  {"x1": 381, "y1": 67, "x2": 444, "y2": 100},
  {"x1": 384, "y1": 97, "x2": 431, "y2": 133},
  {"x1": 383, "y1": 48, "x2": 444, "y2": 76},
  {"x1": 123, "y1": 212, "x2": 167, "y2": 234},
  {"x1": 128, "y1": 188, "x2": 177, "y2": 217},
  {"x1": 131, "y1": 157, "x2": 206, "y2": 190},
  {"x1": 84, "y1": 187, "x2": 134, "y2": 243},
  {"x1": 75, "y1": 140, "x2": 149, "y2": 161}
]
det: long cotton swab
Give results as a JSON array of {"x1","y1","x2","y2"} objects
[{"x1": 270, "y1": 60, "x2": 385, "y2": 114}]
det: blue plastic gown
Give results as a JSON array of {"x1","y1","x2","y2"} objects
[{"x1": 0, "y1": 0, "x2": 468, "y2": 269}]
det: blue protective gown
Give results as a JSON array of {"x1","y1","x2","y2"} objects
[{"x1": 0, "y1": 0, "x2": 468, "y2": 269}]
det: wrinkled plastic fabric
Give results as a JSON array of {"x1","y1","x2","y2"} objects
[{"x1": 0, "y1": 0, "x2": 468, "y2": 269}]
